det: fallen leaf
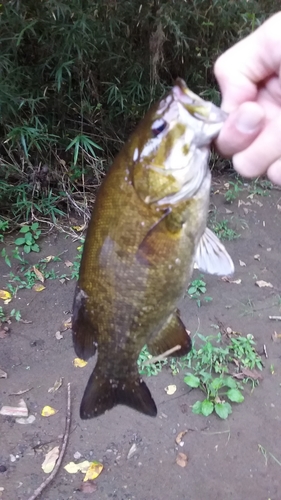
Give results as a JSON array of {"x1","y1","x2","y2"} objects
[
  {"x1": 16, "y1": 415, "x2": 36, "y2": 424},
  {"x1": 73, "y1": 358, "x2": 88, "y2": 368},
  {"x1": 32, "y1": 283, "x2": 45, "y2": 292},
  {"x1": 232, "y1": 368, "x2": 263, "y2": 381},
  {"x1": 41, "y1": 405, "x2": 58, "y2": 417},
  {"x1": 238, "y1": 200, "x2": 251, "y2": 207},
  {"x1": 48, "y1": 378, "x2": 63, "y2": 393},
  {"x1": 239, "y1": 260, "x2": 246, "y2": 267},
  {"x1": 64, "y1": 460, "x2": 90, "y2": 474},
  {"x1": 79, "y1": 481, "x2": 97, "y2": 493},
  {"x1": 164, "y1": 384, "x2": 177, "y2": 395},
  {"x1": 0, "y1": 329, "x2": 8, "y2": 339},
  {"x1": 0, "y1": 398, "x2": 28, "y2": 417},
  {"x1": 42, "y1": 446, "x2": 60, "y2": 474},
  {"x1": 64, "y1": 260, "x2": 73, "y2": 267},
  {"x1": 176, "y1": 452, "x2": 188, "y2": 468},
  {"x1": 33, "y1": 266, "x2": 45, "y2": 283},
  {"x1": 0, "y1": 368, "x2": 7, "y2": 378},
  {"x1": 42, "y1": 255, "x2": 55, "y2": 263},
  {"x1": 84, "y1": 461, "x2": 103, "y2": 481},
  {"x1": 62, "y1": 318, "x2": 72, "y2": 331},
  {"x1": 0, "y1": 290, "x2": 12, "y2": 302},
  {"x1": 271, "y1": 331, "x2": 281, "y2": 342},
  {"x1": 252, "y1": 199, "x2": 263, "y2": 207},
  {"x1": 254, "y1": 254, "x2": 260, "y2": 261},
  {"x1": 72, "y1": 225, "x2": 85, "y2": 232},
  {"x1": 55, "y1": 331, "x2": 63, "y2": 340},
  {"x1": 221, "y1": 277, "x2": 241, "y2": 284},
  {"x1": 175, "y1": 430, "x2": 187, "y2": 445},
  {"x1": 255, "y1": 280, "x2": 273, "y2": 288},
  {"x1": 225, "y1": 208, "x2": 233, "y2": 214},
  {"x1": 127, "y1": 444, "x2": 137, "y2": 459}
]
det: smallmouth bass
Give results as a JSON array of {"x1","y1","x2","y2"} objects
[{"x1": 72, "y1": 78, "x2": 234, "y2": 419}]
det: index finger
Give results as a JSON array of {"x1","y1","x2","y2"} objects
[{"x1": 214, "y1": 12, "x2": 281, "y2": 112}]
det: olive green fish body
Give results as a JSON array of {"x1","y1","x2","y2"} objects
[{"x1": 72, "y1": 79, "x2": 234, "y2": 419}]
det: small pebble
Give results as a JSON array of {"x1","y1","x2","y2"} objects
[{"x1": 0, "y1": 465, "x2": 7, "y2": 473}]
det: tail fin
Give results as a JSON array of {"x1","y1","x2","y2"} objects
[{"x1": 80, "y1": 362, "x2": 157, "y2": 419}]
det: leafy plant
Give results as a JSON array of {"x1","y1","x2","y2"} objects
[
  {"x1": 224, "y1": 180, "x2": 244, "y2": 203},
  {"x1": 212, "y1": 219, "x2": 239, "y2": 241},
  {"x1": 14, "y1": 223, "x2": 41, "y2": 253},
  {"x1": 183, "y1": 332, "x2": 262, "y2": 419},
  {"x1": 187, "y1": 277, "x2": 213, "y2": 307}
]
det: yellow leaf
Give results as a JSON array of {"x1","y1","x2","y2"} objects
[
  {"x1": 41, "y1": 405, "x2": 58, "y2": 417},
  {"x1": 0, "y1": 290, "x2": 12, "y2": 301},
  {"x1": 33, "y1": 266, "x2": 45, "y2": 283},
  {"x1": 72, "y1": 225, "x2": 85, "y2": 232},
  {"x1": 42, "y1": 255, "x2": 54, "y2": 263},
  {"x1": 83, "y1": 461, "x2": 103, "y2": 482},
  {"x1": 164, "y1": 384, "x2": 177, "y2": 395},
  {"x1": 73, "y1": 358, "x2": 87, "y2": 368},
  {"x1": 64, "y1": 460, "x2": 90, "y2": 474},
  {"x1": 33, "y1": 283, "x2": 45, "y2": 292},
  {"x1": 42, "y1": 446, "x2": 59, "y2": 473}
]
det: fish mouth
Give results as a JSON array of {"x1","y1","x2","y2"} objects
[{"x1": 172, "y1": 77, "x2": 228, "y2": 141}]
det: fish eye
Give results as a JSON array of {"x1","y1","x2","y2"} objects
[{"x1": 151, "y1": 118, "x2": 167, "y2": 137}]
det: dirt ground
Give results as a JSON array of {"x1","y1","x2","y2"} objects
[{"x1": 1, "y1": 174, "x2": 281, "y2": 500}]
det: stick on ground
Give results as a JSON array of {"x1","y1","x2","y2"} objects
[
  {"x1": 27, "y1": 383, "x2": 71, "y2": 500},
  {"x1": 143, "y1": 344, "x2": 181, "y2": 366}
]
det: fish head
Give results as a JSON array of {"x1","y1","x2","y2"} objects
[{"x1": 132, "y1": 78, "x2": 227, "y2": 206}]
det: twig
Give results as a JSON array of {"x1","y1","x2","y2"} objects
[
  {"x1": 143, "y1": 345, "x2": 181, "y2": 366},
  {"x1": 27, "y1": 383, "x2": 71, "y2": 500},
  {"x1": 269, "y1": 316, "x2": 281, "y2": 321},
  {"x1": 263, "y1": 344, "x2": 268, "y2": 358}
]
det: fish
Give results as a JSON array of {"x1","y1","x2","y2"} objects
[{"x1": 72, "y1": 78, "x2": 234, "y2": 420}]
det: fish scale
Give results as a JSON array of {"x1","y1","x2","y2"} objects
[{"x1": 72, "y1": 78, "x2": 234, "y2": 420}]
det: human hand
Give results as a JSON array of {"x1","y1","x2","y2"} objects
[{"x1": 214, "y1": 12, "x2": 281, "y2": 185}]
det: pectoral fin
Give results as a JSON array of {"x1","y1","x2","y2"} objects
[
  {"x1": 72, "y1": 285, "x2": 98, "y2": 361},
  {"x1": 147, "y1": 312, "x2": 191, "y2": 357},
  {"x1": 195, "y1": 227, "x2": 234, "y2": 276}
]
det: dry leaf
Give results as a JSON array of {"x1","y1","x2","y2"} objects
[
  {"x1": 42, "y1": 255, "x2": 55, "y2": 263},
  {"x1": 32, "y1": 283, "x2": 45, "y2": 292},
  {"x1": 84, "y1": 461, "x2": 103, "y2": 482},
  {"x1": 33, "y1": 266, "x2": 44, "y2": 283},
  {"x1": 42, "y1": 446, "x2": 59, "y2": 474},
  {"x1": 0, "y1": 290, "x2": 12, "y2": 302},
  {"x1": 127, "y1": 444, "x2": 137, "y2": 459},
  {"x1": 0, "y1": 399, "x2": 28, "y2": 417},
  {"x1": 16, "y1": 415, "x2": 36, "y2": 424},
  {"x1": 271, "y1": 331, "x2": 281, "y2": 342},
  {"x1": 239, "y1": 260, "x2": 246, "y2": 267},
  {"x1": 0, "y1": 368, "x2": 7, "y2": 379},
  {"x1": 238, "y1": 200, "x2": 251, "y2": 207},
  {"x1": 255, "y1": 280, "x2": 273, "y2": 288},
  {"x1": 55, "y1": 331, "x2": 63, "y2": 340},
  {"x1": 176, "y1": 452, "x2": 188, "y2": 468},
  {"x1": 48, "y1": 378, "x2": 63, "y2": 393},
  {"x1": 41, "y1": 405, "x2": 58, "y2": 417},
  {"x1": 175, "y1": 430, "x2": 187, "y2": 445},
  {"x1": 72, "y1": 225, "x2": 85, "y2": 232},
  {"x1": 221, "y1": 277, "x2": 241, "y2": 284},
  {"x1": 252, "y1": 199, "x2": 263, "y2": 207},
  {"x1": 164, "y1": 384, "x2": 177, "y2": 395},
  {"x1": 254, "y1": 254, "x2": 260, "y2": 261},
  {"x1": 73, "y1": 358, "x2": 88, "y2": 368},
  {"x1": 0, "y1": 329, "x2": 8, "y2": 339},
  {"x1": 232, "y1": 368, "x2": 262, "y2": 381},
  {"x1": 64, "y1": 260, "x2": 73, "y2": 267},
  {"x1": 79, "y1": 481, "x2": 97, "y2": 494},
  {"x1": 64, "y1": 460, "x2": 90, "y2": 474},
  {"x1": 225, "y1": 208, "x2": 233, "y2": 214},
  {"x1": 62, "y1": 318, "x2": 72, "y2": 331}
]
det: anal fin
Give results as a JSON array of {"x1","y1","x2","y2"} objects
[
  {"x1": 72, "y1": 284, "x2": 98, "y2": 361},
  {"x1": 147, "y1": 312, "x2": 191, "y2": 358}
]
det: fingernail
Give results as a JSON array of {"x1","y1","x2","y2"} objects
[{"x1": 236, "y1": 109, "x2": 263, "y2": 134}]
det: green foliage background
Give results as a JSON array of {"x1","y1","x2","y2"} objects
[{"x1": 0, "y1": 0, "x2": 277, "y2": 222}]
